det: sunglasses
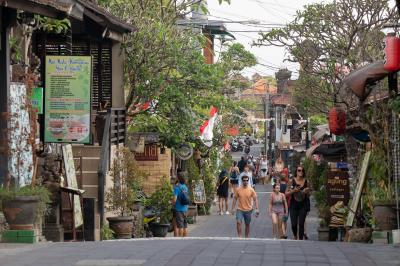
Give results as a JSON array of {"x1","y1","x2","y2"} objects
[
  {"x1": 297, "y1": 169, "x2": 304, "y2": 172},
  {"x1": 242, "y1": 180, "x2": 249, "y2": 182}
]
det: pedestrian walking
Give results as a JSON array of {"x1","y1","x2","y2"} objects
[
  {"x1": 229, "y1": 161, "x2": 240, "y2": 198},
  {"x1": 173, "y1": 172, "x2": 190, "y2": 237},
  {"x1": 279, "y1": 168, "x2": 290, "y2": 239},
  {"x1": 217, "y1": 170, "x2": 230, "y2": 215},
  {"x1": 231, "y1": 175, "x2": 259, "y2": 238},
  {"x1": 257, "y1": 155, "x2": 269, "y2": 185},
  {"x1": 237, "y1": 156, "x2": 247, "y2": 173},
  {"x1": 285, "y1": 165, "x2": 311, "y2": 240},
  {"x1": 269, "y1": 183, "x2": 288, "y2": 239},
  {"x1": 238, "y1": 165, "x2": 254, "y2": 187}
]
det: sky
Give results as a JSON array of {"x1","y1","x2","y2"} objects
[{"x1": 206, "y1": 0, "x2": 329, "y2": 79}]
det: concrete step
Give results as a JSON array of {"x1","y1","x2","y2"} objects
[{"x1": 72, "y1": 145, "x2": 102, "y2": 158}]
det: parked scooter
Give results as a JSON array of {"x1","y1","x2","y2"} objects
[
  {"x1": 143, "y1": 206, "x2": 158, "y2": 237},
  {"x1": 231, "y1": 140, "x2": 239, "y2": 152},
  {"x1": 244, "y1": 145, "x2": 251, "y2": 154}
]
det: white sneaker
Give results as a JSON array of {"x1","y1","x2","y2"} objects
[
  {"x1": 219, "y1": 211, "x2": 223, "y2": 215},
  {"x1": 225, "y1": 211, "x2": 230, "y2": 215}
]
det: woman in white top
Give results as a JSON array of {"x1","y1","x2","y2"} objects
[{"x1": 258, "y1": 155, "x2": 269, "y2": 185}]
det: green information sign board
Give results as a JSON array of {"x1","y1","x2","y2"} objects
[
  {"x1": 31, "y1": 87, "x2": 43, "y2": 114},
  {"x1": 44, "y1": 56, "x2": 92, "y2": 143}
]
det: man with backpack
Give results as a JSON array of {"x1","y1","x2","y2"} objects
[{"x1": 173, "y1": 171, "x2": 190, "y2": 237}]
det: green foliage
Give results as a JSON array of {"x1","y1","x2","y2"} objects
[
  {"x1": 34, "y1": 15, "x2": 71, "y2": 34},
  {"x1": 105, "y1": 147, "x2": 145, "y2": 216},
  {"x1": 365, "y1": 150, "x2": 392, "y2": 206},
  {"x1": 146, "y1": 178, "x2": 173, "y2": 224},
  {"x1": 303, "y1": 158, "x2": 329, "y2": 226},
  {"x1": 0, "y1": 186, "x2": 51, "y2": 218},
  {"x1": 9, "y1": 37, "x2": 22, "y2": 64},
  {"x1": 101, "y1": 224, "x2": 115, "y2": 240},
  {"x1": 389, "y1": 96, "x2": 400, "y2": 114},
  {"x1": 255, "y1": 0, "x2": 396, "y2": 115},
  {"x1": 309, "y1": 114, "x2": 327, "y2": 133},
  {"x1": 100, "y1": 0, "x2": 255, "y2": 150},
  {"x1": 186, "y1": 157, "x2": 201, "y2": 201}
]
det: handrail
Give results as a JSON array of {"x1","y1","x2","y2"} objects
[
  {"x1": 97, "y1": 107, "x2": 126, "y2": 228},
  {"x1": 97, "y1": 111, "x2": 111, "y2": 228}
]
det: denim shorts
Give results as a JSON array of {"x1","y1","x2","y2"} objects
[
  {"x1": 236, "y1": 209, "x2": 253, "y2": 225},
  {"x1": 175, "y1": 211, "x2": 187, "y2": 228}
]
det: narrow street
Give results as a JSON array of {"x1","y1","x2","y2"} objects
[{"x1": 187, "y1": 184, "x2": 319, "y2": 240}]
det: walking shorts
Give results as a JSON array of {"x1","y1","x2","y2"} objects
[
  {"x1": 236, "y1": 209, "x2": 253, "y2": 225},
  {"x1": 175, "y1": 211, "x2": 188, "y2": 229}
]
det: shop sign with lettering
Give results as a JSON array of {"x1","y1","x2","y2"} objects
[
  {"x1": 44, "y1": 56, "x2": 92, "y2": 143},
  {"x1": 326, "y1": 171, "x2": 350, "y2": 206}
]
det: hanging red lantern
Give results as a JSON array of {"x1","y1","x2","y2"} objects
[
  {"x1": 329, "y1": 107, "x2": 346, "y2": 135},
  {"x1": 384, "y1": 33, "x2": 400, "y2": 71}
]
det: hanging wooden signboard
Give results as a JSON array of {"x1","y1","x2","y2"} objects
[
  {"x1": 327, "y1": 170, "x2": 350, "y2": 206},
  {"x1": 345, "y1": 151, "x2": 371, "y2": 227},
  {"x1": 192, "y1": 180, "x2": 206, "y2": 204}
]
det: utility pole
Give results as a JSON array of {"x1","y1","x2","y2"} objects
[
  {"x1": 305, "y1": 117, "x2": 310, "y2": 149},
  {"x1": 263, "y1": 94, "x2": 270, "y2": 155}
]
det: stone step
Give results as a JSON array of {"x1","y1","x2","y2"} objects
[{"x1": 72, "y1": 145, "x2": 102, "y2": 158}]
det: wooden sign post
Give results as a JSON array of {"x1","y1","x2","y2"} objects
[
  {"x1": 346, "y1": 151, "x2": 371, "y2": 227},
  {"x1": 62, "y1": 144, "x2": 84, "y2": 240},
  {"x1": 192, "y1": 180, "x2": 206, "y2": 214}
]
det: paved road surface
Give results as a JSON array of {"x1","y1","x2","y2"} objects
[
  {"x1": 1, "y1": 237, "x2": 399, "y2": 266},
  {"x1": 187, "y1": 184, "x2": 318, "y2": 240},
  {"x1": 1, "y1": 145, "x2": 399, "y2": 265}
]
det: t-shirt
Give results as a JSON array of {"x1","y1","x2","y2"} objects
[
  {"x1": 235, "y1": 186, "x2": 257, "y2": 211},
  {"x1": 174, "y1": 183, "x2": 189, "y2": 212}
]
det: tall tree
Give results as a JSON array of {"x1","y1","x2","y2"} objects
[
  {"x1": 255, "y1": 0, "x2": 397, "y2": 114},
  {"x1": 99, "y1": 0, "x2": 255, "y2": 148}
]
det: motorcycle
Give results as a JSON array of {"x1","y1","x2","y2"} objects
[
  {"x1": 244, "y1": 145, "x2": 251, "y2": 154},
  {"x1": 231, "y1": 141, "x2": 239, "y2": 152},
  {"x1": 143, "y1": 206, "x2": 158, "y2": 237}
]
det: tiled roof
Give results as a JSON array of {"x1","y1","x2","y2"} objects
[
  {"x1": 242, "y1": 79, "x2": 277, "y2": 95},
  {"x1": 2, "y1": 0, "x2": 135, "y2": 33}
]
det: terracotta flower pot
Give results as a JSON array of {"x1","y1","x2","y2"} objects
[
  {"x1": 107, "y1": 216, "x2": 134, "y2": 239},
  {"x1": 2, "y1": 196, "x2": 39, "y2": 230}
]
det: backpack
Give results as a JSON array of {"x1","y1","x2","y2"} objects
[
  {"x1": 230, "y1": 170, "x2": 238, "y2": 180},
  {"x1": 178, "y1": 185, "x2": 190, "y2": 205}
]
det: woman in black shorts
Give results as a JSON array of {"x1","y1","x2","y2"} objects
[{"x1": 217, "y1": 170, "x2": 230, "y2": 215}]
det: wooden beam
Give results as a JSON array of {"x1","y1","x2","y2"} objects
[
  {"x1": 0, "y1": 0, "x2": 65, "y2": 19},
  {"x1": 0, "y1": 7, "x2": 11, "y2": 185}
]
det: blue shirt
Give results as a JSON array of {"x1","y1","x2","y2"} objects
[{"x1": 174, "y1": 183, "x2": 189, "y2": 212}]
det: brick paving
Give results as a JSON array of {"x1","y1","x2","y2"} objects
[{"x1": 1, "y1": 238, "x2": 399, "y2": 266}]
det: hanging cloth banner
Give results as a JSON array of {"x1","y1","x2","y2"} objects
[{"x1": 199, "y1": 106, "x2": 218, "y2": 147}]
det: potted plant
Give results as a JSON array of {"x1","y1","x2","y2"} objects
[
  {"x1": 146, "y1": 178, "x2": 173, "y2": 237},
  {"x1": 317, "y1": 204, "x2": 331, "y2": 241},
  {"x1": 0, "y1": 186, "x2": 50, "y2": 230},
  {"x1": 105, "y1": 147, "x2": 144, "y2": 239},
  {"x1": 365, "y1": 151, "x2": 397, "y2": 231}
]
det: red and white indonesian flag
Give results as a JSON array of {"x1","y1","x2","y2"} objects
[{"x1": 199, "y1": 106, "x2": 218, "y2": 147}]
